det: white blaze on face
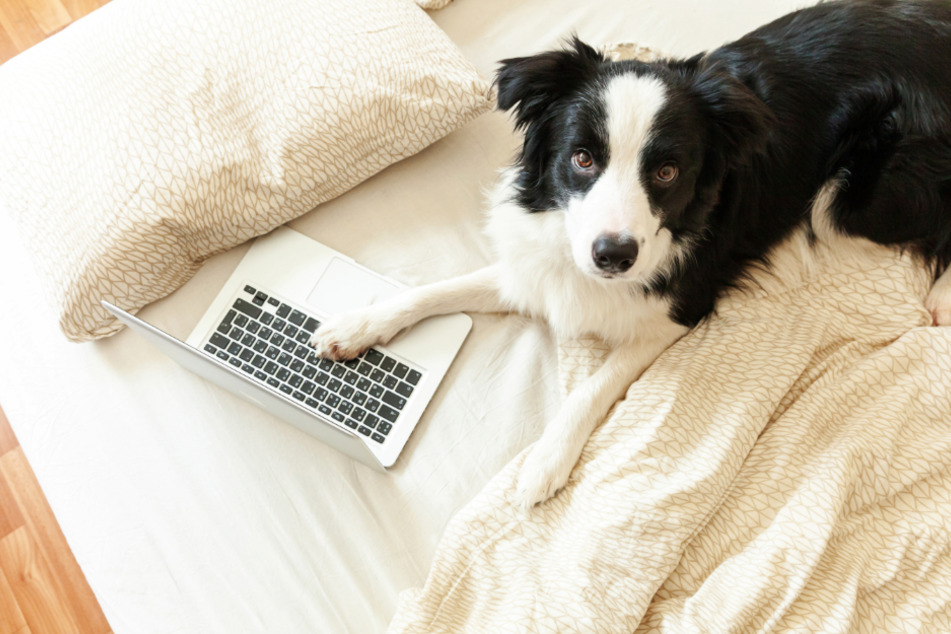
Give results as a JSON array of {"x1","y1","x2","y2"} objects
[{"x1": 564, "y1": 73, "x2": 674, "y2": 281}]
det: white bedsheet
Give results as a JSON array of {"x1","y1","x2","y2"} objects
[{"x1": 0, "y1": 1, "x2": 806, "y2": 631}]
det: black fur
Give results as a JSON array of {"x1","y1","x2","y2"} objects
[{"x1": 496, "y1": 0, "x2": 951, "y2": 327}]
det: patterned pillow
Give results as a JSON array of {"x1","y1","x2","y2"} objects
[{"x1": 0, "y1": 0, "x2": 491, "y2": 341}]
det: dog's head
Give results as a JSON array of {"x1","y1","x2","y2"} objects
[{"x1": 496, "y1": 38, "x2": 773, "y2": 283}]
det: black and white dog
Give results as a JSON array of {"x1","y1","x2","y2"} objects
[{"x1": 311, "y1": 0, "x2": 951, "y2": 509}]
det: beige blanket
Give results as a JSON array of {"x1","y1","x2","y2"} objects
[{"x1": 388, "y1": 239, "x2": 951, "y2": 632}]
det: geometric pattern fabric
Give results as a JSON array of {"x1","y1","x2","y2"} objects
[{"x1": 0, "y1": 0, "x2": 490, "y2": 341}]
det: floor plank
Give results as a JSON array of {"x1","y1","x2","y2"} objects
[
  {"x1": 1, "y1": 450, "x2": 111, "y2": 634},
  {"x1": 0, "y1": 0, "x2": 46, "y2": 53},
  {"x1": 0, "y1": 566, "x2": 28, "y2": 634},
  {"x1": 0, "y1": 528, "x2": 81, "y2": 634},
  {"x1": 24, "y1": 0, "x2": 72, "y2": 36},
  {"x1": 60, "y1": 0, "x2": 108, "y2": 22}
]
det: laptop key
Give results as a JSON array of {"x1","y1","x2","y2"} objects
[
  {"x1": 254, "y1": 370, "x2": 267, "y2": 381},
  {"x1": 253, "y1": 340, "x2": 268, "y2": 353},
  {"x1": 223, "y1": 309, "x2": 237, "y2": 325},
  {"x1": 234, "y1": 314, "x2": 248, "y2": 328},
  {"x1": 228, "y1": 356, "x2": 242, "y2": 368},
  {"x1": 395, "y1": 381, "x2": 414, "y2": 398},
  {"x1": 352, "y1": 408, "x2": 367, "y2": 422},
  {"x1": 315, "y1": 372, "x2": 329, "y2": 386},
  {"x1": 343, "y1": 358, "x2": 359, "y2": 369},
  {"x1": 281, "y1": 339, "x2": 297, "y2": 353},
  {"x1": 276, "y1": 304, "x2": 291, "y2": 318},
  {"x1": 295, "y1": 331, "x2": 310, "y2": 344},
  {"x1": 369, "y1": 384, "x2": 384, "y2": 399},
  {"x1": 356, "y1": 378, "x2": 372, "y2": 392},
  {"x1": 326, "y1": 394, "x2": 341, "y2": 408},
  {"x1": 331, "y1": 365, "x2": 346, "y2": 378},
  {"x1": 216, "y1": 322, "x2": 230, "y2": 335},
  {"x1": 289, "y1": 310, "x2": 306, "y2": 326},
  {"x1": 327, "y1": 379, "x2": 342, "y2": 393},
  {"x1": 366, "y1": 399, "x2": 380, "y2": 413},
  {"x1": 241, "y1": 363, "x2": 255, "y2": 374},
  {"x1": 234, "y1": 298, "x2": 262, "y2": 319},
  {"x1": 279, "y1": 384, "x2": 293, "y2": 395},
  {"x1": 241, "y1": 333, "x2": 255, "y2": 347},
  {"x1": 380, "y1": 357, "x2": 396, "y2": 372},
  {"x1": 305, "y1": 397, "x2": 319, "y2": 408},
  {"x1": 406, "y1": 369, "x2": 422, "y2": 386},
  {"x1": 265, "y1": 346, "x2": 280, "y2": 360},
  {"x1": 252, "y1": 355, "x2": 266, "y2": 369},
  {"x1": 337, "y1": 401, "x2": 353, "y2": 415},
  {"x1": 284, "y1": 324, "x2": 298, "y2": 338},
  {"x1": 357, "y1": 362, "x2": 373, "y2": 376},
  {"x1": 239, "y1": 349, "x2": 254, "y2": 362},
  {"x1": 260, "y1": 313, "x2": 274, "y2": 326},
  {"x1": 376, "y1": 421, "x2": 392, "y2": 435},
  {"x1": 393, "y1": 363, "x2": 409, "y2": 379},
  {"x1": 278, "y1": 353, "x2": 293, "y2": 366},
  {"x1": 318, "y1": 404, "x2": 333, "y2": 417},
  {"x1": 367, "y1": 415, "x2": 382, "y2": 431},
  {"x1": 267, "y1": 377, "x2": 280, "y2": 388},
  {"x1": 246, "y1": 321, "x2": 260, "y2": 335},
  {"x1": 244, "y1": 285, "x2": 256, "y2": 295},
  {"x1": 290, "y1": 359, "x2": 304, "y2": 373},
  {"x1": 302, "y1": 366, "x2": 317, "y2": 379},
  {"x1": 254, "y1": 292, "x2": 267, "y2": 306},
  {"x1": 267, "y1": 297, "x2": 280, "y2": 307},
  {"x1": 357, "y1": 425, "x2": 372, "y2": 437},
  {"x1": 204, "y1": 344, "x2": 217, "y2": 354},
  {"x1": 353, "y1": 391, "x2": 367, "y2": 406},
  {"x1": 371, "y1": 433, "x2": 386, "y2": 444},
  {"x1": 382, "y1": 375, "x2": 398, "y2": 390},
  {"x1": 270, "y1": 333, "x2": 285, "y2": 346},
  {"x1": 259, "y1": 327, "x2": 273, "y2": 340},
  {"x1": 339, "y1": 385, "x2": 354, "y2": 399},
  {"x1": 370, "y1": 369, "x2": 386, "y2": 383},
  {"x1": 210, "y1": 333, "x2": 230, "y2": 349},
  {"x1": 303, "y1": 317, "x2": 320, "y2": 333},
  {"x1": 229, "y1": 327, "x2": 243, "y2": 340},
  {"x1": 228, "y1": 342, "x2": 242, "y2": 356},
  {"x1": 379, "y1": 405, "x2": 399, "y2": 422},
  {"x1": 344, "y1": 419, "x2": 359, "y2": 430},
  {"x1": 382, "y1": 391, "x2": 406, "y2": 410},
  {"x1": 216, "y1": 350, "x2": 230, "y2": 362},
  {"x1": 292, "y1": 391, "x2": 305, "y2": 402},
  {"x1": 264, "y1": 361, "x2": 279, "y2": 375},
  {"x1": 331, "y1": 411, "x2": 346, "y2": 423},
  {"x1": 344, "y1": 371, "x2": 359, "y2": 385},
  {"x1": 319, "y1": 359, "x2": 334, "y2": 372},
  {"x1": 289, "y1": 374, "x2": 303, "y2": 388},
  {"x1": 315, "y1": 387, "x2": 329, "y2": 401},
  {"x1": 364, "y1": 349, "x2": 384, "y2": 365},
  {"x1": 293, "y1": 345, "x2": 308, "y2": 359},
  {"x1": 302, "y1": 381, "x2": 316, "y2": 395},
  {"x1": 277, "y1": 368, "x2": 291, "y2": 381}
]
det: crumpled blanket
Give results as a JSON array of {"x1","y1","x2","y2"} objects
[{"x1": 388, "y1": 238, "x2": 951, "y2": 632}]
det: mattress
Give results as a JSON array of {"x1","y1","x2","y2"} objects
[{"x1": 0, "y1": 1, "x2": 811, "y2": 631}]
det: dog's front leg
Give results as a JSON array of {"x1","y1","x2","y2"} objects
[
  {"x1": 515, "y1": 323, "x2": 688, "y2": 511},
  {"x1": 309, "y1": 265, "x2": 509, "y2": 360}
]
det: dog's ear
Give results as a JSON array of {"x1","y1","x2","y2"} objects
[
  {"x1": 496, "y1": 37, "x2": 604, "y2": 129},
  {"x1": 690, "y1": 63, "x2": 775, "y2": 169}
]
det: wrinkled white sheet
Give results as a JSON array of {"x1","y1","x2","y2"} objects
[{"x1": 0, "y1": 1, "x2": 808, "y2": 631}]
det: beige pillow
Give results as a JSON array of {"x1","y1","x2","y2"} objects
[{"x1": 0, "y1": 0, "x2": 491, "y2": 341}]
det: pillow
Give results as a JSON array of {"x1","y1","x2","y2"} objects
[{"x1": 0, "y1": 0, "x2": 491, "y2": 342}]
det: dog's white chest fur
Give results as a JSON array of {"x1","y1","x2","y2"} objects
[{"x1": 484, "y1": 171, "x2": 673, "y2": 347}]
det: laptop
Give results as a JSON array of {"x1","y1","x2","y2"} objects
[{"x1": 102, "y1": 226, "x2": 472, "y2": 472}]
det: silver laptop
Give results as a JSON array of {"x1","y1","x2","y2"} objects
[{"x1": 102, "y1": 226, "x2": 472, "y2": 472}]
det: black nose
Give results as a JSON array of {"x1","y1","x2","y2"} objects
[{"x1": 592, "y1": 235, "x2": 639, "y2": 273}]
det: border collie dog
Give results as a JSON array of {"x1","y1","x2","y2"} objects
[{"x1": 312, "y1": 0, "x2": 951, "y2": 509}]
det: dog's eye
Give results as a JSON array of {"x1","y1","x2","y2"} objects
[
  {"x1": 654, "y1": 163, "x2": 679, "y2": 184},
  {"x1": 571, "y1": 150, "x2": 595, "y2": 171}
]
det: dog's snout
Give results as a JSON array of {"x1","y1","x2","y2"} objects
[{"x1": 592, "y1": 234, "x2": 639, "y2": 273}]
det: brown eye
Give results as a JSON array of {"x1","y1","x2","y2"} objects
[
  {"x1": 572, "y1": 149, "x2": 594, "y2": 171},
  {"x1": 655, "y1": 163, "x2": 679, "y2": 184}
]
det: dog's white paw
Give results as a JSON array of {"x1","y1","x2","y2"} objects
[
  {"x1": 308, "y1": 309, "x2": 390, "y2": 360},
  {"x1": 925, "y1": 278, "x2": 951, "y2": 326},
  {"x1": 514, "y1": 441, "x2": 577, "y2": 512}
]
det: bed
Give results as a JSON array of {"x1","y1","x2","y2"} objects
[{"x1": 2, "y1": 0, "x2": 950, "y2": 632}]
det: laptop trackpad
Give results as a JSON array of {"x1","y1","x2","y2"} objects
[{"x1": 307, "y1": 257, "x2": 401, "y2": 316}]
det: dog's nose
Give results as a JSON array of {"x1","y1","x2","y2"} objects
[{"x1": 592, "y1": 235, "x2": 639, "y2": 273}]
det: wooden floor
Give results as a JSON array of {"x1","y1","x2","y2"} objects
[
  {"x1": 1, "y1": 2, "x2": 113, "y2": 632},
  {"x1": 0, "y1": 0, "x2": 109, "y2": 65}
]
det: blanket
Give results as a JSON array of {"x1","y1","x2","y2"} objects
[{"x1": 388, "y1": 236, "x2": 951, "y2": 632}]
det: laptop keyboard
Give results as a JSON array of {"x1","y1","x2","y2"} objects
[{"x1": 201, "y1": 284, "x2": 423, "y2": 444}]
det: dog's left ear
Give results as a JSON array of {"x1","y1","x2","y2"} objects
[{"x1": 690, "y1": 63, "x2": 775, "y2": 169}]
